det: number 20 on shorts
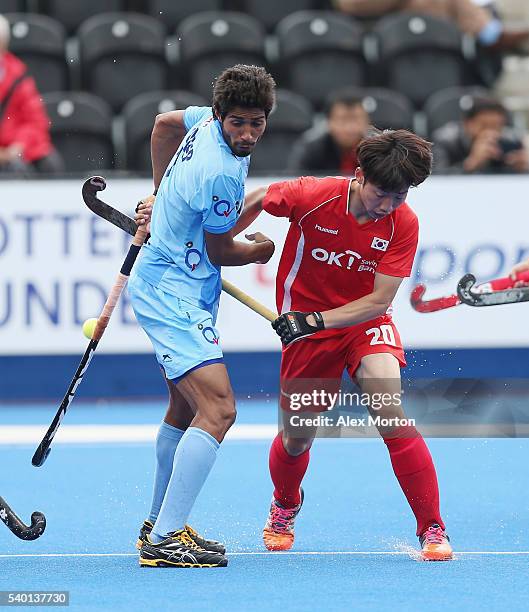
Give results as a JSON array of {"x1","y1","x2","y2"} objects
[{"x1": 365, "y1": 325, "x2": 396, "y2": 346}]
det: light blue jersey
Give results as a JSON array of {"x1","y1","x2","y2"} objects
[{"x1": 134, "y1": 106, "x2": 250, "y2": 316}]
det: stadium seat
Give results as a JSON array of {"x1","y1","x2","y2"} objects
[
  {"x1": 371, "y1": 13, "x2": 473, "y2": 108},
  {"x1": 122, "y1": 90, "x2": 207, "y2": 171},
  {"x1": 78, "y1": 13, "x2": 168, "y2": 111},
  {"x1": 233, "y1": 0, "x2": 321, "y2": 33},
  {"x1": 423, "y1": 86, "x2": 491, "y2": 135},
  {"x1": 177, "y1": 12, "x2": 267, "y2": 100},
  {"x1": 341, "y1": 87, "x2": 415, "y2": 131},
  {"x1": 5, "y1": 13, "x2": 68, "y2": 93},
  {"x1": 249, "y1": 89, "x2": 313, "y2": 174},
  {"x1": 0, "y1": 0, "x2": 26, "y2": 12},
  {"x1": 43, "y1": 91, "x2": 115, "y2": 172},
  {"x1": 275, "y1": 11, "x2": 367, "y2": 109},
  {"x1": 144, "y1": 0, "x2": 223, "y2": 30},
  {"x1": 33, "y1": 1, "x2": 126, "y2": 34}
]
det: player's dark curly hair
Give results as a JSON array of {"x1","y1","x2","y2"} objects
[
  {"x1": 212, "y1": 64, "x2": 276, "y2": 119},
  {"x1": 357, "y1": 128, "x2": 433, "y2": 191}
]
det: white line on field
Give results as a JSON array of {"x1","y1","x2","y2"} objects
[
  {"x1": 0, "y1": 551, "x2": 528, "y2": 558},
  {"x1": 0, "y1": 424, "x2": 278, "y2": 445}
]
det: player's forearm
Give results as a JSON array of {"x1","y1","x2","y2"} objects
[
  {"x1": 151, "y1": 111, "x2": 187, "y2": 189},
  {"x1": 232, "y1": 186, "x2": 268, "y2": 236},
  {"x1": 210, "y1": 240, "x2": 272, "y2": 266},
  {"x1": 321, "y1": 293, "x2": 391, "y2": 329},
  {"x1": 511, "y1": 258, "x2": 529, "y2": 277}
]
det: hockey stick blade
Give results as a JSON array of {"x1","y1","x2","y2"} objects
[
  {"x1": 0, "y1": 496, "x2": 46, "y2": 540},
  {"x1": 82, "y1": 176, "x2": 137, "y2": 237},
  {"x1": 32, "y1": 339, "x2": 98, "y2": 466},
  {"x1": 457, "y1": 273, "x2": 529, "y2": 306},
  {"x1": 410, "y1": 284, "x2": 460, "y2": 312},
  {"x1": 411, "y1": 269, "x2": 529, "y2": 312}
]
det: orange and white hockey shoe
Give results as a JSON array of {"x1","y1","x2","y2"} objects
[
  {"x1": 263, "y1": 489, "x2": 304, "y2": 551},
  {"x1": 419, "y1": 524, "x2": 454, "y2": 561}
]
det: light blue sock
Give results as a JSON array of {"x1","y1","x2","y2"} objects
[
  {"x1": 147, "y1": 422, "x2": 185, "y2": 524},
  {"x1": 150, "y1": 427, "x2": 219, "y2": 543}
]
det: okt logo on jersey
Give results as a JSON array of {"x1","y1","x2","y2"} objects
[
  {"x1": 311, "y1": 248, "x2": 362, "y2": 270},
  {"x1": 198, "y1": 323, "x2": 219, "y2": 345},
  {"x1": 213, "y1": 195, "x2": 235, "y2": 218}
]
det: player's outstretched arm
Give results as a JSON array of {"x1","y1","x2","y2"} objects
[
  {"x1": 322, "y1": 273, "x2": 403, "y2": 329},
  {"x1": 205, "y1": 229, "x2": 274, "y2": 266},
  {"x1": 151, "y1": 109, "x2": 187, "y2": 191},
  {"x1": 273, "y1": 273, "x2": 403, "y2": 344},
  {"x1": 232, "y1": 185, "x2": 269, "y2": 236}
]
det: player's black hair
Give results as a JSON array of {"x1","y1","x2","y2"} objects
[
  {"x1": 357, "y1": 128, "x2": 432, "y2": 191},
  {"x1": 323, "y1": 87, "x2": 365, "y2": 118},
  {"x1": 463, "y1": 97, "x2": 508, "y2": 121},
  {"x1": 212, "y1": 64, "x2": 276, "y2": 119}
]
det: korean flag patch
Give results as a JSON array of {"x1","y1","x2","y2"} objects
[{"x1": 371, "y1": 237, "x2": 389, "y2": 252}]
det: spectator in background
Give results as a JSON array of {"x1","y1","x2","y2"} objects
[
  {"x1": 333, "y1": 0, "x2": 529, "y2": 51},
  {"x1": 0, "y1": 14, "x2": 63, "y2": 174},
  {"x1": 288, "y1": 88, "x2": 370, "y2": 174},
  {"x1": 433, "y1": 97, "x2": 529, "y2": 173}
]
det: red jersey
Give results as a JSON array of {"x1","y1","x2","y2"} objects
[{"x1": 263, "y1": 176, "x2": 419, "y2": 318}]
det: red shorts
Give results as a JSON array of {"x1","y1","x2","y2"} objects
[{"x1": 279, "y1": 315, "x2": 405, "y2": 410}]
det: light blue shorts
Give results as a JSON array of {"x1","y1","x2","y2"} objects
[{"x1": 128, "y1": 274, "x2": 223, "y2": 381}]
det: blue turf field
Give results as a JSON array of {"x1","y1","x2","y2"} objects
[{"x1": 1, "y1": 400, "x2": 529, "y2": 611}]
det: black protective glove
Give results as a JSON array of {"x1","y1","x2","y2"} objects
[{"x1": 272, "y1": 311, "x2": 325, "y2": 345}]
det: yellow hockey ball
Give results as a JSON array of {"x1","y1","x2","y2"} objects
[{"x1": 82, "y1": 318, "x2": 97, "y2": 339}]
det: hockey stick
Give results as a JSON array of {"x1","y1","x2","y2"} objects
[
  {"x1": 221, "y1": 278, "x2": 276, "y2": 322},
  {"x1": 0, "y1": 496, "x2": 46, "y2": 540},
  {"x1": 409, "y1": 285, "x2": 460, "y2": 313},
  {"x1": 457, "y1": 273, "x2": 529, "y2": 306},
  {"x1": 83, "y1": 176, "x2": 139, "y2": 240},
  {"x1": 82, "y1": 176, "x2": 276, "y2": 322},
  {"x1": 31, "y1": 180, "x2": 148, "y2": 467},
  {"x1": 410, "y1": 270, "x2": 529, "y2": 312}
]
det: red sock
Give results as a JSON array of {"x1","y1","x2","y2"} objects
[
  {"x1": 269, "y1": 432, "x2": 310, "y2": 508},
  {"x1": 383, "y1": 426, "x2": 444, "y2": 536}
]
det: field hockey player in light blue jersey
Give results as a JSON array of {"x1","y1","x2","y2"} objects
[{"x1": 128, "y1": 64, "x2": 276, "y2": 568}]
